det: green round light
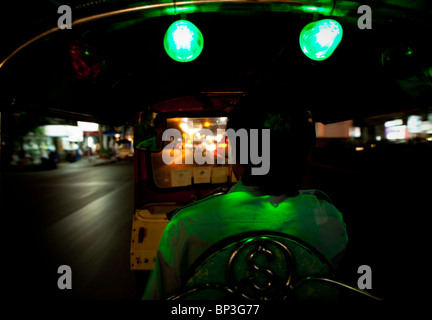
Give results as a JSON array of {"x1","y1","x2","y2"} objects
[
  {"x1": 164, "y1": 20, "x2": 204, "y2": 63},
  {"x1": 299, "y1": 19, "x2": 343, "y2": 61}
]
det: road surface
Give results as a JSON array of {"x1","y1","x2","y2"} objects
[{"x1": 3, "y1": 160, "x2": 138, "y2": 300}]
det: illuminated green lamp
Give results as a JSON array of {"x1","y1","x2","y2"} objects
[
  {"x1": 164, "y1": 20, "x2": 204, "y2": 62},
  {"x1": 299, "y1": 19, "x2": 343, "y2": 61}
]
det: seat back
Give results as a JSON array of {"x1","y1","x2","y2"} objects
[{"x1": 168, "y1": 231, "x2": 340, "y2": 300}]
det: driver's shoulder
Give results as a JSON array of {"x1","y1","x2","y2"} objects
[
  {"x1": 166, "y1": 190, "x2": 230, "y2": 221},
  {"x1": 299, "y1": 189, "x2": 334, "y2": 204}
]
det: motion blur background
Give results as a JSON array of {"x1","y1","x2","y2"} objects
[{"x1": 1, "y1": 0, "x2": 431, "y2": 300}]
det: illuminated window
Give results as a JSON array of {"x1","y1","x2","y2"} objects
[{"x1": 151, "y1": 117, "x2": 231, "y2": 188}]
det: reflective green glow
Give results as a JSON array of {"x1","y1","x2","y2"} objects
[
  {"x1": 301, "y1": 6, "x2": 332, "y2": 14},
  {"x1": 164, "y1": 20, "x2": 204, "y2": 63},
  {"x1": 299, "y1": 19, "x2": 343, "y2": 61},
  {"x1": 304, "y1": 6, "x2": 318, "y2": 11},
  {"x1": 164, "y1": 5, "x2": 198, "y2": 15}
]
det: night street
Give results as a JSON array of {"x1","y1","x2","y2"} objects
[
  {"x1": 1, "y1": 144, "x2": 431, "y2": 300},
  {"x1": 2, "y1": 1, "x2": 431, "y2": 304},
  {"x1": 2, "y1": 160, "x2": 138, "y2": 299}
]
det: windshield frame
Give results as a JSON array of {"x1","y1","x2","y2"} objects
[{"x1": 139, "y1": 110, "x2": 236, "y2": 192}]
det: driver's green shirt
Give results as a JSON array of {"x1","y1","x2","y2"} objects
[{"x1": 142, "y1": 181, "x2": 348, "y2": 299}]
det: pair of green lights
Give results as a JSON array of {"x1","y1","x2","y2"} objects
[{"x1": 163, "y1": 19, "x2": 343, "y2": 63}]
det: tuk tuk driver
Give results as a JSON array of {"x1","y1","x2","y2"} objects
[{"x1": 142, "y1": 88, "x2": 349, "y2": 299}]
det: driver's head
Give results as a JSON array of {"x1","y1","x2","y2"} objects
[{"x1": 227, "y1": 86, "x2": 315, "y2": 195}]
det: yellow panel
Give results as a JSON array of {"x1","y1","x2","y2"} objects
[{"x1": 130, "y1": 204, "x2": 182, "y2": 270}]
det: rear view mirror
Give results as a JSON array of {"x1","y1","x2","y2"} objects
[{"x1": 134, "y1": 110, "x2": 166, "y2": 152}]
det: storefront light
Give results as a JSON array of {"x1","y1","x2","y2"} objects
[
  {"x1": 384, "y1": 119, "x2": 403, "y2": 127},
  {"x1": 88, "y1": 136, "x2": 94, "y2": 148},
  {"x1": 77, "y1": 121, "x2": 99, "y2": 132},
  {"x1": 43, "y1": 125, "x2": 83, "y2": 142},
  {"x1": 386, "y1": 125, "x2": 406, "y2": 140}
]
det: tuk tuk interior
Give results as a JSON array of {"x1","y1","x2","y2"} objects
[
  {"x1": 131, "y1": 94, "x2": 239, "y2": 271},
  {"x1": 2, "y1": 0, "x2": 431, "y2": 301}
]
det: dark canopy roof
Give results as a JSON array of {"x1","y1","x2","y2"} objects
[{"x1": 1, "y1": 1, "x2": 431, "y2": 124}]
